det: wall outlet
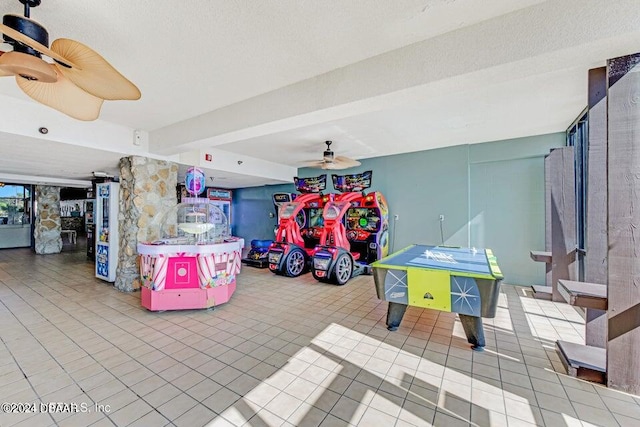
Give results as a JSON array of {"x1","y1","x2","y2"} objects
[
  {"x1": 394, "y1": 214, "x2": 399, "y2": 220},
  {"x1": 439, "y1": 214, "x2": 445, "y2": 221}
]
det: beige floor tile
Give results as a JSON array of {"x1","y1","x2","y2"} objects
[
  {"x1": 203, "y1": 387, "x2": 241, "y2": 413},
  {"x1": 264, "y1": 391, "x2": 304, "y2": 420},
  {"x1": 357, "y1": 406, "x2": 398, "y2": 426},
  {"x1": 571, "y1": 402, "x2": 621, "y2": 427},
  {"x1": 143, "y1": 383, "x2": 182, "y2": 407},
  {"x1": 173, "y1": 403, "x2": 217, "y2": 427},
  {"x1": 108, "y1": 399, "x2": 154, "y2": 426},
  {"x1": 249, "y1": 408, "x2": 286, "y2": 427},
  {"x1": 125, "y1": 407, "x2": 171, "y2": 426},
  {"x1": 129, "y1": 374, "x2": 168, "y2": 397},
  {"x1": 432, "y1": 410, "x2": 470, "y2": 427},
  {"x1": 157, "y1": 392, "x2": 199, "y2": 421},
  {"x1": 329, "y1": 395, "x2": 366, "y2": 425}
]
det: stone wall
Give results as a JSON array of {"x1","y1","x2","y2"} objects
[
  {"x1": 116, "y1": 156, "x2": 178, "y2": 292},
  {"x1": 34, "y1": 186, "x2": 62, "y2": 254}
]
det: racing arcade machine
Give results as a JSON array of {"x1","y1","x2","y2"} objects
[
  {"x1": 311, "y1": 171, "x2": 389, "y2": 285},
  {"x1": 268, "y1": 175, "x2": 331, "y2": 277}
]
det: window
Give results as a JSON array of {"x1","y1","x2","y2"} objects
[
  {"x1": 566, "y1": 109, "x2": 588, "y2": 281},
  {"x1": 0, "y1": 184, "x2": 32, "y2": 226}
]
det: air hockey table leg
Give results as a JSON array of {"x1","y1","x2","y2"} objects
[
  {"x1": 459, "y1": 314, "x2": 485, "y2": 351},
  {"x1": 386, "y1": 302, "x2": 408, "y2": 331}
]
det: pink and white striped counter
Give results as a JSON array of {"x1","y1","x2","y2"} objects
[{"x1": 137, "y1": 239, "x2": 244, "y2": 311}]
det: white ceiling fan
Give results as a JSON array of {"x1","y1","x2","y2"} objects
[
  {"x1": 304, "y1": 140, "x2": 361, "y2": 170},
  {"x1": 0, "y1": 0, "x2": 140, "y2": 121}
]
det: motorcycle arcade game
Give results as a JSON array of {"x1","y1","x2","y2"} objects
[
  {"x1": 311, "y1": 171, "x2": 389, "y2": 285},
  {"x1": 268, "y1": 175, "x2": 331, "y2": 277}
]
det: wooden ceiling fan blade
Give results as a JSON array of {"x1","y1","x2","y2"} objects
[
  {"x1": 0, "y1": 54, "x2": 11, "y2": 76},
  {"x1": 0, "y1": 21, "x2": 78, "y2": 68},
  {"x1": 51, "y1": 38, "x2": 140, "y2": 101},
  {"x1": 0, "y1": 50, "x2": 56, "y2": 81},
  {"x1": 17, "y1": 64, "x2": 103, "y2": 121},
  {"x1": 334, "y1": 156, "x2": 361, "y2": 167},
  {"x1": 304, "y1": 160, "x2": 326, "y2": 169}
]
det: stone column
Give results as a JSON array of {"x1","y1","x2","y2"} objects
[
  {"x1": 115, "y1": 156, "x2": 178, "y2": 292},
  {"x1": 34, "y1": 186, "x2": 62, "y2": 254}
]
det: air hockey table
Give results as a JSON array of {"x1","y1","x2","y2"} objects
[{"x1": 371, "y1": 244, "x2": 503, "y2": 350}]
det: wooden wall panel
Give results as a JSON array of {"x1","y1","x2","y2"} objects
[
  {"x1": 544, "y1": 156, "x2": 552, "y2": 287},
  {"x1": 549, "y1": 147, "x2": 576, "y2": 302},
  {"x1": 607, "y1": 53, "x2": 640, "y2": 394},
  {"x1": 585, "y1": 67, "x2": 608, "y2": 348}
]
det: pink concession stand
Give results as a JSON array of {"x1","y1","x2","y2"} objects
[{"x1": 137, "y1": 198, "x2": 244, "y2": 311}]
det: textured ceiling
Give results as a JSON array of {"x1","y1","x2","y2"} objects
[{"x1": 0, "y1": 0, "x2": 639, "y2": 188}]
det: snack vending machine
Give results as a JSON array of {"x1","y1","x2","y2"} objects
[{"x1": 95, "y1": 182, "x2": 120, "y2": 282}]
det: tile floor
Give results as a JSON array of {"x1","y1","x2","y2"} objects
[{"x1": 1, "y1": 248, "x2": 639, "y2": 427}]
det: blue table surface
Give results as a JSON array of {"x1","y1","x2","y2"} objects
[{"x1": 378, "y1": 245, "x2": 493, "y2": 276}]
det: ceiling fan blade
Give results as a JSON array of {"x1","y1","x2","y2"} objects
[
  {"x1": 1, "y1": 45, "x2": 11, "y2": 76},
  {"x1": 0, "y1": 50, "x2": 57, "y2": 82},
  {"x1": 17, "y1": 63, "x2": 103, "y2": 121},
  {"x1": 0, "y1": 21, "x2": 79, "y2": 68},
  {"x1": 322, "y1": 163, "x2": 337, "y2": 170},
  {"x1": 0, "y1": 51, "x2": 10, "y2": 75},
  {"x1": 51, "y1": 38, "x2": 140, "y2": 101},
  {"x1": 334, "y1": 156, "x2": 361, "y2": 167},
  {"x1": 304, "y1": 160, "x2": 326, "y2": 169}
]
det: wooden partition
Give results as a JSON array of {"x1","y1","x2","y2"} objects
[
  {"x1": 549, "y1": 147, "x2": 576, "y2": 302},
  {"x1": 607, "y1": 53, "x2": 640, "y2": 395},
  {"x1": 555, "y1": 69, "x2": 608, "y2": 382},
  {"x1": 584, "y1": 67, "x2": 608, "y2": 348}
]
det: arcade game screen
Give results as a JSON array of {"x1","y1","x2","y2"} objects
[
  {"x1": 308, "y1": 208, "x2": 324, "y2": 228},
  {"x1": 347, "y1": 208, "x2": 380, "y2": 232}
]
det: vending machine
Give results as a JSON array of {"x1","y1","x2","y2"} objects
[
  {"x1": 95, "y1": 182, "x2": 120, "y2": 282},
  {"x1": 85, "y1": 199, "x2": 95, "y2": 260},
  {"x1": 207, "y1": 188, "x2": 232, "y2": 232}
]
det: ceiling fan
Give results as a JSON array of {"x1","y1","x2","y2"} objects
[
  {"x1": 304, "y1": 140, "x2": 361, "y2": 170},
  {"x1": 0, "y1": 0, "x2": 140, "y2": 121}
]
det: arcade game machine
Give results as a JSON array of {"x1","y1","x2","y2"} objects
[
  {"x1": 273, "y1": 192, "x2": 297, "y2": 225},
  {"x1": 268, "y1": 175, "x2": 331, "y2": 277},
  {"x1": 137, "y1": 168, "x2": 244, "y2": 311},
  {"x1": 242, "y1": 192, "x2": 296, "y2": 268},
  {"x1": 311, "y1": 171, "x2": 389, "y2": 285},
  {"x1": 207, "y1": 188, "x2": 233, "y2": 232}
]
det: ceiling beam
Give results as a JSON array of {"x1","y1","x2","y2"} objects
[
  {"x1": 149, "y1": 0, "x2": 640, "y2": 156},
  {"x1": 0, "y1": 172, "x2": 91, "y2": 188},
  {"x1": 179, "y1": 148, "x2": 297, "y2": 183}
]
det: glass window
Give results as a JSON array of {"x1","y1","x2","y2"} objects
[
  {"x1": 566, "y1": 110, "x2": 588, "y2": 281},
  {"x1": 0, "y1": 184, "x2": 32, "y2": 225}
]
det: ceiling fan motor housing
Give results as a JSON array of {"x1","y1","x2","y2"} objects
[
  {"x1": 323, "y1": 140, "x2": 334, "y2": 162},
  {"x1": 2, "y1": 14, "x2": 49, "y2": 57}
]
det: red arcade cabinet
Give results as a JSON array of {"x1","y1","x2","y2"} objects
[
  {"x1": 267, "y1": 175, "x2": 331, "y2": 277},
  {"x1": 311, "y1": 171, "x2": 389, "y2": 285}
]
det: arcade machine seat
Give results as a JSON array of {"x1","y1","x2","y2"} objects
[{"x1": 241, "y1": 239, "x2": 274, "y2": 268}]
